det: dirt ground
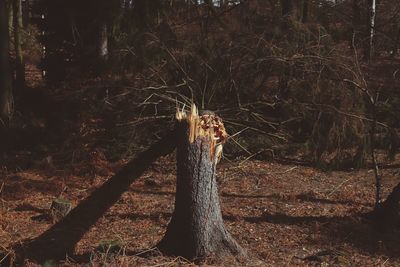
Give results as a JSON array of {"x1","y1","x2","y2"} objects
[{"x1": 1, "y1": 152, "x2": 400, "y2": 266}]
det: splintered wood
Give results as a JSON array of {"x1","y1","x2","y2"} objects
[{"x1": 176, "y1": 104, "x2": 228, "y2": 163}]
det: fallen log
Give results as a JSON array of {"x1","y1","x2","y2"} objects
[{"x1": 15, "y1": 130, "x2": 177, "y2": 264}]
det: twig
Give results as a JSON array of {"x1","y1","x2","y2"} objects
[
  {"x1": 227, "y1": 127, "x2": 250, "y2": 140},
  {"x1": 326, "y1": 176, "x2": 355, "y2": 197},
  {"x1": 229, "y1": 136, "x2": 252, "y2": 155},
  {"x1": 133, "y1": 247, "x2": 158, "y2": 257},
  {"x1": 280, "y1": 166, "x2": 298, "y2": 174},
  {"x1": 239, "y1": 150, "x2": 262, "y2": 167},
  {"x1": 306, "y1": 102, "x2": 389, "y2": 128},
  {"x1": 109, "y1": 82, "x2": 187, "y2": 99},
  {"x1": 117, "y1": 116, "x2": 171, "y2": 127},
  {"x1": 0, "y1": 251, "x2": 11, "y2": 265},
  {"x1": 224, "y1": 120, "x2": 287, "y2": 141}
]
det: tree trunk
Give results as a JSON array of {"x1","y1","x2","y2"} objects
[
  {"x1": 98, "y1": 22, "x2": 108, "y2": 62},
  {"x1": 0, "y1": 0, "x2": 14, "y2": 128},
  {"x1": 352, "y1": 0, "x2": 361, "y2": 45},
  {"x1": 7, "y1": 0, "x2": 13, "y2": 37},
  {"x1": 133, "y1": 0, "x2": 148, "y2": 70},
  {"x1": 282, "y1": 0, "x2": 302, "y2": 20},
  {"x1": 158, "y1": 105, "x2": 245, "y2": 260},
  {"x1": 13, "y1": 0, "x2": 25, "y2": 89},
  {"x1": 373, "y1": 182, "x2": 400, "y2": 229},
  {"x1": 368, "y1": 0, "x2": 376, "y2": 60},
  {"x1": 281, "y1": 0, "x2": 303, "y2": 34},
  {"x1": 390, "y1": 27, "x2": 400, "y2": 58},
  {"x1": 281, "y1": 0, "x2": 293, "y2": 18},
  {"x1": 302, "y1": 0, "x2": 309, "y2": 23}
]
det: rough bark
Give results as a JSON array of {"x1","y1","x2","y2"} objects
[
  {"x1": 0, "y1": 0, "x2": 14, "y2": 128},
  {"x1": 13, "y1": 0, "x2": 25, "y2": 89},
  {"x1": 158, "y1": 106, "x2": 245, "y2": 260}
]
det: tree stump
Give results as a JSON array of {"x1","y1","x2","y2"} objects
[
  {"x1": 158, "y1": 105, "x2": 245, "y2": 260},
  {"x1": 50, "y1": 198, "x2": 72, "y2": 223}
]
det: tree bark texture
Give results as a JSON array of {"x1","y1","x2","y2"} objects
[
  {"x1": 0, "y1": 0, "x2": 14, "y2": 128},
  {"x1": 13, "y1": 0, "x2": 25, "y2": 89},
  {"x1": 158, "y1": 106, "x2": 245, "y2": 260}
]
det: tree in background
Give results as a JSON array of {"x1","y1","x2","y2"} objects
[
  {"x1": 282, "y1": 0, "x2": 307, "y2": 22},
  {"x1": 24, "y1": 0, "x2": 400, "y2": 170},
  {"x1": 368, "y1": 0, "x2": 376, "y2": 60},
  {"x1": 13, "y1": 0, "x2": 25, "y2": 89},
  {"x1": 7, "y1": 0, "x2": 13, "y2": 36},
  {"x1": 0, "y1": 0, "x2": 14, "y2": 128},
  {"x1": 97, "y1": 22, "x2": 108, "y2": 62}
]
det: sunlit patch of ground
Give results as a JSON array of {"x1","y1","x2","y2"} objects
[{"x1": 1, "y1": 155, "x2": 400, "y2": 266}]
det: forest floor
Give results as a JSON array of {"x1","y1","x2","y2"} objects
[
  {"x1": 1, "y1": 60, "x2": 400, "y2": 266},
  {"x1": 1, "y1": 152, "x2": 400, "y2": 266}
]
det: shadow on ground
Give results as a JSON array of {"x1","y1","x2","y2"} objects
[
  {"x1": 238, "y1": 211, "x2": 400, "y2": 260},
  {"x1": 6, "y1": 132, "x2": 176, "y2": 265},
  {"x1": 221, "y1": 191, "x2": 367, "y2": 206}
]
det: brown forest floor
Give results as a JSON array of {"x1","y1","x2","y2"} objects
[
  {"x1": 1, "y1": 154, "x2": 400, "y2": 266},
  {"x1": 1, "y1": 60, "x2": 400, "y2": 266}
]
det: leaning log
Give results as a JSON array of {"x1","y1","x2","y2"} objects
[
  {"x1": 15, "y1": 131, "x2": 177, "y2": 264},
  {"x1": 158, "y1": 105, "x2": 245, "y2": 260}
]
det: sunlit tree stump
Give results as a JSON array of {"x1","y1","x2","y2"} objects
[
  {"x1": 50, "y1": 198, "x2": 72, "y2": 223},
  {"x1": 158, "y1": 105, "x2": 245, "y2": 260}
]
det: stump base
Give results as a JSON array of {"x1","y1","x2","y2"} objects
[{"x1": 158, "y1": 106, "x2": 245, "y2": 260}]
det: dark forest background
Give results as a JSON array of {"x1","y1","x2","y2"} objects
[{"x1": 1, "y1": 0, "x2": 400, "y2": 170}]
